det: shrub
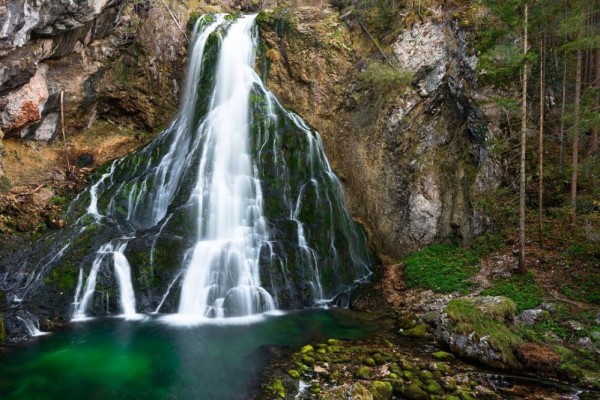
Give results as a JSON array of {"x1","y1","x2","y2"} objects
[{"x1": 362, "y1": 61, "x2": 413, "y2": 94}]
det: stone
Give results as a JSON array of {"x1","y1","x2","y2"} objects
[
  {"x1": 541, "y1": 302, "x2": 557, "y2": 312},
  {"x1": 33, "y1": 112, "x2": 59, "y2": 141},
  {"x1": 1, "y1": 64, "x2": 49, "y2": 135},
  {"x1": 519, "y1": 309, "x2": 545, "y2": 326},
  {"x1": 370, "y1": 381, "x2": 393, "y2": 400},
  {"x1": 578, "y1": 337, "x2": 592, "y2": 347},
  {"x1": 32, "y1": 188, "x2": 54, "y2": 207},
  {"x1": 565, "y1": 321, "x2": 584, "y2": 331}
]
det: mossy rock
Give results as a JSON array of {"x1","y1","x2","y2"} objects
[
  {"x1": 370, "y1": 381, "x2": 393, "y2": 400},
  {"x1": 356, "y1": 366, "x2": 372, "y2": 379},
  {"x1": 432, "y1": 351, "x2": 455, "y2": 361},
  {"x1": 425, "y1": 381, "x2": 443, "y2": 394},
  {"x1": 401, "y1": 324, "x2": 429, "y2": 338},
  {"x1": 300, "y1": 344, "x2": 313, "y2": 354},
  {"x1": 288, "y1": 369, "x2": 300, "y2": 379},
  {"x1": 363, "y1": 357, "x2": 376, "y2": 366},
  {"x1": 419, "y1": 370, "x2": 434, "y2": 380},
  {"x1": 403, "y1": 382, "x2": 429, "y2": 400},
  {"x1": 351, "y1": 383, "x2": 375, "y2": 399},
  {"x1": 265, "y1": 378, "x2": 286, "y2": 398}
]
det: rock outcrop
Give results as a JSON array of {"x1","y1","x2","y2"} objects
[
  {"x1": 257, "y1": 6, "x2": 500, "y2": 258},
  {"x1": 0, "y1": 0, "x2": 188, "y2": 143}
]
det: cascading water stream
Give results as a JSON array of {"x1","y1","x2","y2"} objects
[
  {"x1": 19, "y1": 13, "x2": 372, "y2": 325},
  {"x1": 177, "y1": 15, "x2": 276, "y2": 318}
]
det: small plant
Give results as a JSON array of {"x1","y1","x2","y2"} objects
[
  {"x1": 482, "y1": 272, "x2": 544, "y2": 312},
  {"x1": 404, "y1": 244, "x2": 480, "y2": 293},
  {"x1": 362, "y1": 61, "x2": 413, "y2": 94}
]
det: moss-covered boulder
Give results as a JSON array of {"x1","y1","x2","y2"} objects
[
  {"x1": 370, "y1": 381, "x2": 393, "y2": 400},
  {"x1": 434, "y1": 296, "x2": 522, "y2": 368}
]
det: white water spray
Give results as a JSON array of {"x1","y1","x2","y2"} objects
[{"x1": 177, "y1": 15, "x2": 276, "y2": 318}]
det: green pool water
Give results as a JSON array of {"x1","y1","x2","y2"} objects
[{"x1": 0, "y1": 310, "x2": 378, "y2": 399}]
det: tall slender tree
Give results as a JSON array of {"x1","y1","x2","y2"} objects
[
  {"x1": 519, "y1": 3, "x2": 529, "y2": 273},
  {"x1": 538, "y1": 33, "x2": 545, "y2": 248}
]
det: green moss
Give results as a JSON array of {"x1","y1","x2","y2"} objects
[
  {"x1": 403, "y1": 382, "x2": 429, "y2": 400},
  {"x1": 481, "y1": 272, "x2": 544, "y2": 312},
  {"x1": 370, "y1": 381, "x2": 393, "y2": 400},
  {"x1": 265, "y1": 378, "x2": 286, "y2": 398},
  {"x1": 356, "y1": 366, "x2": 372, "y2": 379},
  {"x1": 300, "y1": 344, "x2": 313, "y2": 354},
  {"x1": 363, "y1": 357, "x2": 376, "y2": 366},
  {"x1": 400, "y1": 324, "x2": 428, "y2": 338},
  {"x1": 424, "y1": 381, "x2": 442, "y2": 394},
  {"x1": 288, "y1": 369, "x2": 300, "y2": 379},
  {"x1": 404, "y1": 244, "x2": 480, "y2": 294},
  {"x1": 432, "y1": 351, "x2": 455, "y2": 361},
  {"x1": 445, "y1": 298, "x2": 522, "y2": 364}
]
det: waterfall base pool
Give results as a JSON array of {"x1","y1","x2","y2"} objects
[{"x1": 0, "y1": 309, "x2": 380, "y2": 399}]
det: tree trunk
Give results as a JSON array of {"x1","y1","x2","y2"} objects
[
  {"x1": 538, "y1": 34, "x2": 545, "y2": 248},
  {"x1": 519, "y1": 3, "x2": 528, "y2": 273},
  {"x1": 588, "y1": 49, "x2": 599, "y2": 158},
  {"x1": 571, "y1": 39, "x2": 583, "y2": 223},
  {"x1": 559, "y1": 55, "x2": 567, "y2": 174}
]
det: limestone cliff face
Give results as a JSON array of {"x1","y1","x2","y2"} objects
[
  {"x1": 0, "y1": 0, "x2": 191, "y2": 178},
  {"x1": 257, "y1": 6, "x2": 500, "y2": 258}
]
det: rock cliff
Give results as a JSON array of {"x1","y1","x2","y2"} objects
[
  {"x1": 0, "y1": 0, "x2": 191, "y2": 178},
  {"x1": 257, "y1": 5, "x2": 500, "y2": 258}
]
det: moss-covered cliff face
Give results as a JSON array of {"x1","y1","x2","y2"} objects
[{"x1": 256, "y1": 5, "x2": 499, "y2": 258}]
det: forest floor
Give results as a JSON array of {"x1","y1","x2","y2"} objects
[{"x1": 257, "y1": 210, "x2": 600, "y2": 399}]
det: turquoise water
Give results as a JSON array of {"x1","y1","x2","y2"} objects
[{"x1": 0, "y1": 310, "x2": 378, "y2": 399}]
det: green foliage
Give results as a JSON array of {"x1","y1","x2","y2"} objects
[
  {"x1": 404, "y1": 244, "x2": 480, "y2": 293},
  {"x1": 477, "y1": 43, "x2": 523, "y2": 85},
  {"x1": 362, "y1": 61, "x2": 413, "y2": 94},
  {"x1": 559, "y1": 271, "x2": 600, "y2": 305},
  {"x1": 50, "y1": 196, "x2": 68, "y2": 206},
  {"x1": 482, "y1": 272, "x2": 544, "y2": 312}
]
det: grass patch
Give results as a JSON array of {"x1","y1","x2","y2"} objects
[
  {"x1": 445, "y1": 297, "x2": 522, "y2": 364},
  {"x1": 404, "y1": 244, "x2": 480, "y2": 293},
  {"x1": 559, "y1": 271, "x2": 600, "y2": 305},
  {"x1": 482, "y1": 271, "x2": 544, "y2": 312},
  {"x1": 362, "y1": 60, "x2": 413, "y2": 95}
]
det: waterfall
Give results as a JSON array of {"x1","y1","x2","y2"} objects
[
  {"x1": 177, "y1": 15, "x2": 275, "y2": 318},
  {"x1": 36, "y1": 13, "x2": 372, "y2": 322}
]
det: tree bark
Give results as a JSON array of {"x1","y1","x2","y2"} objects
[
  {"x1": 519, "y1": 3, "x2": 528, "y2": 273},
  {"x1": 571, "y1": 36, "x2": 583, "y2": 223},
  {"x1": 559, "y1": 55, "x2": 567, "y2": 174},
  {"x1": 538, "y1": 34, "x2": 545, "y2": 248},
  {"x1": 588, "y1": 49, "x2": 599, "y2": 158}
]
